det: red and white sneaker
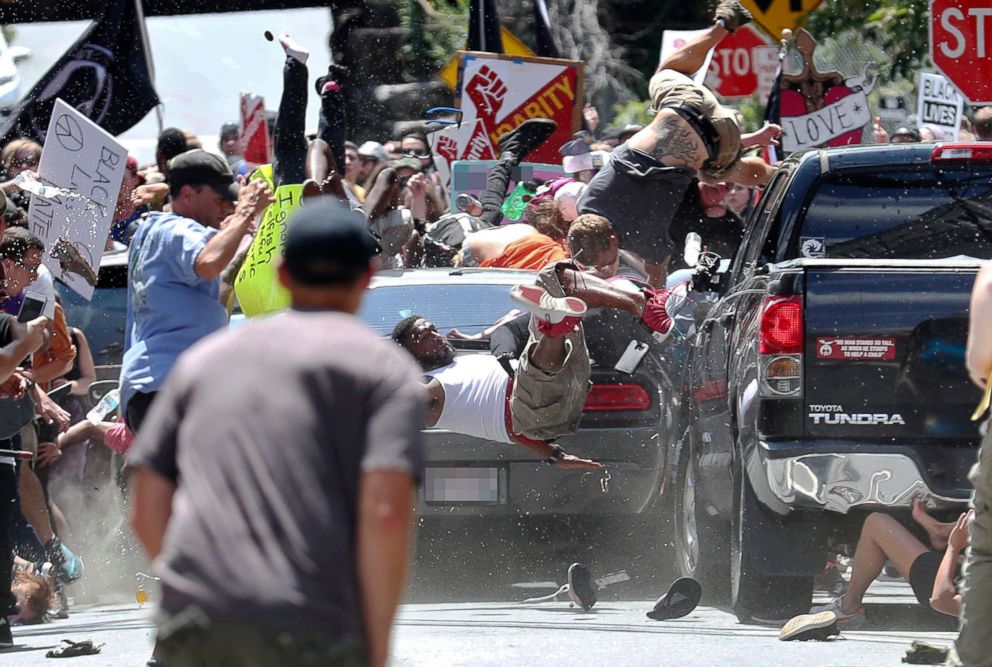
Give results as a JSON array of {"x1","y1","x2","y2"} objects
[
  {"x1": 510, "y1": 284, "x2": 587, "y2": 324},
  {"x1": 641, "y1": 288, "x2": 674, "y2": 343}
]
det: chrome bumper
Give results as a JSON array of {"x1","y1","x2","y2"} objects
[{"x1": 761, "y1": 448, "x2": 965, "y2": 513}]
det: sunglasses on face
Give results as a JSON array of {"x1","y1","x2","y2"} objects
[{"x1": 401, "y1": 149, "x2": 432, "y2": 160}]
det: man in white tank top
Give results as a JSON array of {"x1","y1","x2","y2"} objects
[{"x1": 392, "y1": 261, "x2": 675, "y2": 469}]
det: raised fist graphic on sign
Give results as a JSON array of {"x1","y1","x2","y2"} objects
[
  {"x1": 435, "y1": 135, "x2": 458, "y2": 162},
  {"x1": 466, "y1": 65, "x2": 507, "y2": 120}
]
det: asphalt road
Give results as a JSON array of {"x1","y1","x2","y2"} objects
[{"x1": 2, "y1": 580, "x2": 958, "y2": 666}]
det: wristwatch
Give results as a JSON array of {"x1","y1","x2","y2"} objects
[{"x1": 543, "y1": 443, "x2": 565, "y2": 466}]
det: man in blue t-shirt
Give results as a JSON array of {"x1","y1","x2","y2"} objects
[{"x1": 120, "y1": 150, "x2": 273, "y2": 433}]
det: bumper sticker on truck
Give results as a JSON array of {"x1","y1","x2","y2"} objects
[{"x1": 816, "y1": 337, "x2": 896, "y2": 360}]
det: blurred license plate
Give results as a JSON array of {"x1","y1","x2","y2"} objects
[{"x1": 424, "y1": 467, "x2": 504, "y2": 504}]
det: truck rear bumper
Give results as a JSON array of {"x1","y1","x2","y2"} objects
[{"x1": 756, "y1": 441, "x2": 970, "y2": 514}]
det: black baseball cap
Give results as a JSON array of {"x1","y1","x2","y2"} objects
[
  {"x1": 283, "y1": 200, "x2": 381, "y2": 285},
  {"x1": 168, "y1": 149, "x2": 239, "y2": 202}
]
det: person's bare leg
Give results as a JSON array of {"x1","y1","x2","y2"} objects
[
  {"x1": 528, "y1": 330, "x2": 568, "y2": 373},
  {"x1": 48, "y1": 499, "x2": 72, "y2": 548},
  {"x1": 557, "y1": 266, "x2": 646, "y2": 316},
  {"x1": 842, "y1": 513, "x2": 928, "y2": 614},
  {"x1": 305, "y1": 138, "x2": 348, "y2": 202},
  {"x1": 658, "y1": 24, "x2": 728, "y2": 75},
  {"x1": 18, "y1": 465, "x2": 54, "y2": 543}
]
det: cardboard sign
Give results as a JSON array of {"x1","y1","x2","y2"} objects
[
  {"x1": 659, "y1": 30, "x2": 714, "y2": 86},
  {"x1": 240, "y1": 92, "x2": 270, "y2": 166},
  {"x1": 916, "y1": 72, "x2": 963, "y2": 140},
  {"x1": 779, "y1": 30, "x2": 876, "y2": 152},
  {"x1": 449, "y1": 160, "x2": 564, "y2": 217},
  {"x1": 28, "y1": 99, "x2": 127, "y2": 300},
  {"x1": 429, "y1": 118, "x2": 496, "y2": 197},
  {"x1": 816, "y1": 337, "x2": 896, "y2": 360},
  {"x1": 456, "y1": 52, "x2": 582, "y2": 165},
  {"x1": 233, "y1": 176, "x2": 298, "y2": 317}
]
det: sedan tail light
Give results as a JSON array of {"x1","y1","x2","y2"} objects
[{"x1": 583, "y1": 384, "x2": 651, "y2": 411}]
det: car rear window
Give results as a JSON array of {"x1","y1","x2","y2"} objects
[
  {"x1": 359, "y1": 282, "x2": 521, "y2": 337},
  {"x1": 796, "y1": 168, "x2": 992, "y2": 260}
]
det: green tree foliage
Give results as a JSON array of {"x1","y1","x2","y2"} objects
[{"x1": 804, "y1": 0, "x2": 930, "y2": 79}]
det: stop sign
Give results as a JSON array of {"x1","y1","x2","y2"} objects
[
  {"x1": 705, "y1": 25, "x2": 778, "y2": 99},
  {"x1": 930, "y1": 0, "x2": 992, "y2": 103}
]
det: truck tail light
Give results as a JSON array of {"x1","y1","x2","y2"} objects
[
  {"x1": 931, "y1": 144, "x2": 992, "y2": 162},
  {"x1": 583, "y1": 384, "x2": 651, "y2": 411},
  {"x1": 759, "y1": 296, "x2": 803, "y2": 398}
]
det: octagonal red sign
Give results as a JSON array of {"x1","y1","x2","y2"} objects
[{"x1": 930, "y1": 0, "x2": 992, "y2": 103}]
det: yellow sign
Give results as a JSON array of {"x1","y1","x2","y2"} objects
[
  {"x1": 740, "y1": 0, "x2": 825, "y2": 40},
  {"x1": 439, "y1": 27, "x2": 535, "y2": 89},
  {"x1": 233, "y1": 181, "x2": 300, "y2": 317}
]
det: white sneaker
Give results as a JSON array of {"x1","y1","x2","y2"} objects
[
  {"x1": 510, "y1": 284, "x2": 586, "y2": 324},
  {"x1": 810, "y1": 596, "x2": 866, "y2": 629}
]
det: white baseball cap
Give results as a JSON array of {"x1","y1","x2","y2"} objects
[{"x1": 357, "y1": 141, "x2": 389, "y2": 162}]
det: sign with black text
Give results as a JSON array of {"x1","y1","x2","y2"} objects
[
  {"x1": 27, "y1": 99, "x2": 127, "y2": 300},
  {"x1": 916, "y1": 72, "x2": 963, "y2": 140}
]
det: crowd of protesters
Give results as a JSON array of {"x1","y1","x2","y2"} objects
[{"x1": 0, "y1": 2, "x2": 989, "y2": 665}]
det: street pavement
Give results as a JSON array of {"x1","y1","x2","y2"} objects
[{"x1": 1, "y1": 580, "x2": 958, "y2": 666}]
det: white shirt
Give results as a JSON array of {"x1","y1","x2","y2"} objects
[
  {"x1": 25, "y1": 264, "x2": 56, "y2": 319},
  {"x1": 426, "y1": 354, "x2": 512, "y2": 444}
]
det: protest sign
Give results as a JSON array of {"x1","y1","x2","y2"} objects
[
  {"x1": 456, "y1": 52, "x2": 582, "y2": 165},
  {"x1": 450, "y1": 160, "x2": 564, "y2": 218},
  {"x1": 233, "y1": 178, "x2": 299, "y2": 317},
  {"x1": 240, "y1": 92, "x2": 270, "y2": 166},
  {"x1": 916, "y1": 72, "x2": 963, "y2": 140},
  {"x1": 703, "y1": 26, "x2": 778, "y2": 99},
  {"x1": 27, "y1": 98, "x2": 126, "y2": 300},
  {"x1": 659, "y1": 30, "x2": 714, "y2": 86},
  {"x1": 429, "y1": 118, "x2": 496, "y2": 196},
  {"x1": 778, "y1": 30, "x2": 875, "y2": 152}
]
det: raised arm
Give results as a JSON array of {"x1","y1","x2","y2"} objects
[{"x1": 930, "y1": 510, "x2": 971, "y2": 616}]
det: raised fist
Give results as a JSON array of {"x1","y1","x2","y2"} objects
[{"x1": 466, "y1": 65, "x2": 507, "y2": 119}]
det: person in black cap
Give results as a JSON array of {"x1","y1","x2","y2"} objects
[
  {"x1": 119, "y1": 149, "x2": 274, "y2": 437},
  {"x1": 129, "y1": 200, "x2": 423, "y2": 667}
]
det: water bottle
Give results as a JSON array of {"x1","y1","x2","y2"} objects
[
  {"x1": 684, "y1": 232, "x2": 703, "y2": 268},
  {"x1": 15, "y1": 172, "x2": 59, "y2": 199},
  {"x1": 455, "y1": 193, "x2": 483, "y2": 217},
  {"x1": 87, "y1": 388, "x2": 120, "y2": 425}
]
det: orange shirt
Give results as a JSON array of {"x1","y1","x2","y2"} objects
[{"x1": 480, "y1": 234, "x2": 568, "y2": 270}]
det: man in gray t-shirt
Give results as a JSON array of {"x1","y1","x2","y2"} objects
[{"x1": 128, "y1": 202, "x2": 424, "y2": 667}]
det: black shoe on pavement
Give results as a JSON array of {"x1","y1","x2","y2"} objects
[
  {"x1": 566, "y1": 562, "x2": 597, "y2": 611},
  {"x1": 0, "y1": 616, "x2": 12, "y2": 649},
  {"x1": 496, "y1": 118, "x2": 557, "y2": 161},
  {"x1": 647, "y1": 577, "x2": 702, "y2": 620},
  {"x1": 778, "y1": 611, "x2": 840, "y2": 641},
  {"x1": 714, "y1": 0, "x2": 753, "y2": 33}
]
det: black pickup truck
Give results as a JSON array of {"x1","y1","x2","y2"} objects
[{"x1": 668, "y1": 142, "x2": 992, "y2": 622}]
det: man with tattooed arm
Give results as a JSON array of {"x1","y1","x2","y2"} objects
[{"x1": 578, "y1": 0, "x2": 783, "y2": 287}]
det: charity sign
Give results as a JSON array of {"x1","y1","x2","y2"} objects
[
  {"x1": 456, "y1": 52, "x2": 582, "y2": 165},
  {"x1": 429, "y1": 118, "x2": 496, "y2": 197},
  {"x1": 27, "y1": 98, "x2": 127, "y2": 300}
]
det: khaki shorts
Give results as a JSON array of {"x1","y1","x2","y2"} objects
[
  {"x1": 510, "y1": 262, "x2": 592, "y2": 441},
  {"x1": 648, "y1": 70, "x2": 742, "y2": 177}
]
